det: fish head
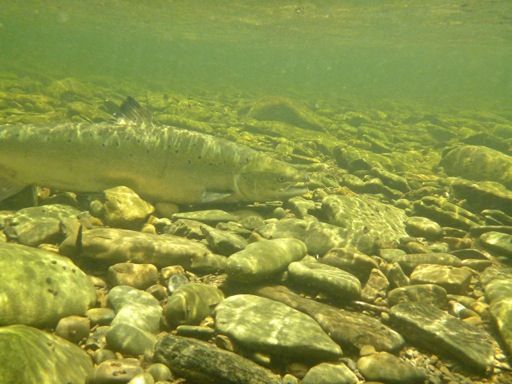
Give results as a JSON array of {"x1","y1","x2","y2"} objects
[{"x1": 236, "y1": 159, "x2": 308, "y2": 202}]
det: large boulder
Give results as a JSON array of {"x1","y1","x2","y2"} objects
[{"x1": 0, "y1": 242, "x2": 96, "y2": 327}]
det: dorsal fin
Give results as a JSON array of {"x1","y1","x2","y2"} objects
[{"x1": 119, "y1": 96, "x2": 152, "y2": 126}]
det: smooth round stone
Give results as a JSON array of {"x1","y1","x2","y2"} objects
[
  {"x1": 302, "y1": 362, "x2": 358, "y2": 384},
  {"x1": 357, "y1": 352, "x2": 426, "y2": 384},
  {"x1": 86, "y1": 308, "x2": 116, "y2": 326},
  {"x1": 128, "y1": 373, "x2": 155, "y2": 384},
  {"x1": 55, "y1": 315, "x2": 90, "y2": 343},
  {"x1": 88, "y1": 358, "x2": 144, "y2": 384},
  {"x1": 107, "y1": 263, "x2": 158, "y2": 289},
  {"x1": 146, "y1": 363, "x2": 173, "y2": 381},
  {"x1": 406, "y1": 216, "x2": 443, "y2": 240},
  {"x1": 93, "y1": 349, "x2": 116, "y2": 364},
  {"x1": 479, "y1": 231, "x2": 512, "y2": 257},
  {"x1": 388, "y1": 284, "x2": 448, "y2": 308},
  {"x1": 106, "y1": 323, "x2": 157, "y2": 356}
]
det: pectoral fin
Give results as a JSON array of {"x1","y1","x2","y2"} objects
[{"x1": 200, "y1": 191, "x2": 233, "y2": 203}]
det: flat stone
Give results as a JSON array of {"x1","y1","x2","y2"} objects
[
  {"x1": 254, "y1": 285, "x2": 404, "y2": 352},
  {"x1": 321, "y1": 248, "x2": 378, "y2": 282},
  {"x1": 172, "y1": 209, "x2": 238, "y2": 224},
  {"x1": 256, "y1": 217, "x2": 353, "y2": 256},
  {"x1": 357, "y1": 352, "x2": 426, "y2": 384},
  {"x1": 479, "y1": 231, "x2": 512, "y2": 257},
  {"x1": 201, "y1": 225, "x2": 248, "y2": 255},
  {"x1": 405, "y1": 216, "x2": 443, "y2": 240},
  {"x1": 288, "y1": 256, "x2": 361, "y2": 301},
  {"x1": 450, "y1": 179, "x2": 512, "y2": 215},
  {"x1": 90, "y1": 186, "x2": 154, "y2": 229},
  {"x1": 410, "y1": 264, "x2": 473, "y2": 294},
  {"x1": 387, "y1": 284, "x2": 448, "y2": 308},
  {"x1": 106, "y1": 323, "x2": 157, "y2": 356},
  {"x1": 165, "y1": 283, "x2": 224, "y2": 327},
  {"x1": 155, "y1": 334, "x2": 281, "y2": 384},
  {"x1": 226, "y1": 238, "x2": 307, "y2": 282},
  {"x1": 0, "y1": 242, "x2": 96, "y2": 327},
  {"x1": 390, "y1": 302, "x2": 494, "y2": 372},
  {"x1": 0, "y1": 324, "x2": 92, "y2": 384},
  {"x1": 321, "y1": 194, "x2": 408, "y2": 253},
  {"x1": 215, "y1": 294, "x2": 342, "y2": 361},
  {"x1": 107, "y1": 263, "x2": 159, "y2": 289},
  {"x1": 302, "y1": 362, "x2": 359, "y2": 384},
  {"x1": 60, "y1": 227, "x2": 226, "y2": 272},
  {"x1": 379, "y1": 252, "x2": 462, "y2": 273},
  {"x1": 3, "y1": 204, "x2": 81, "y2": 246}
]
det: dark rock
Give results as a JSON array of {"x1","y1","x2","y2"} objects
[
  {"x1": 155, "y1": 334, "x2": 282, "y2": 384},
  {"x1": 390, "y1": 302, "x2": 494, "y2": 372},
  {"x1": 387, "y1": 284, "x2": 448, "y2": 308},
  {"x1": 254, "y1": 285, "x2": 404, "y2": 352},
  {"x1": 214, "y1": 294, "x2": 342, "y2": 361}
]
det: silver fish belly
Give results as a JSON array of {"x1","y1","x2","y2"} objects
[{"x1": 0, "y1": 122, "x2": 306, "y2": 204}]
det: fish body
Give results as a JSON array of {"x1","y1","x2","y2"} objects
[{"x1": 0, "y1": 122, "x2": 306, "y2": 204}]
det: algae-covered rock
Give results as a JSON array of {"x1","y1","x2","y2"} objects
[
  {"x1": 440, "y1": 145, "x2": 512, "y2": 188},
  {"x1": 165, "y1": 283, "x2": 224, "y2": 327},
  {"x1": 357, "y1": 352, "x2": 426, "y2": 384},
  {"x1": 60, "y1": 227, "x2": 226, "y2": 272},
  {"x1": 0, "y1": 324, "x2": 93, "y2": 384},
  {"x1": 215, "y1": 294, "x2": 342, "y2": 361},
  {"x1": 0, "y1": 242, "x2": 96, "y2": 327},
  {"x1": 226, "y1": 238, "x2": 307, "y2": 282}
]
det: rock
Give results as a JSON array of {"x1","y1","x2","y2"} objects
[
  {"x1": 479, "y1": 231, "x2": 512, "y2": 257},
  {"x1": 450, "y1": 179, "x2": 512, "y2": 215},
  {"x1": 165, "y1": 283, "x2": 224, "y2": 327},
  {"x1": 163, "y1": 218, "x2": 206, "y2": 239},
  {"x1": 387, "y1": 284, "x2": 448, "y2": 308},
  {"x1": 46, "y1": 77, "x2": 94, "y2": 101},
  {"x1": 0, "y1": 324, "x2": 92, "y2": 384},
  {"x1": 3, "y1": 204, "x2": 81, "y2": 246},
  {"x1": 60, "y1": 227, "x2": 226, "y2": 272},
  {"x1": 288, "y1": 256, "x2": 361, "y2": 301},
  {"x1": 405, "y1": 216, "x2": 443, "y2": 240},
  {"x1": 247, "y1": 96, "x2": 327, "y2": 132},
  {"x1": 382, "y1": 262, "x2": 409, "y2": 288},
  {"x1": 107, "y1": 263, "x2": 159, "y2": 289},
  {"x1": 86, "y1": 308, "x2": 116, "y2": 326},
  {"x1": 256, "y1": 218, "x2": 354, "y2": 256},
  {"x1": 482, "y1": 266, "x2": 512, "y2": 358},
  {"x1": 176, "y1": 325, "x2": 215, "y2": 340},
  {"x1": 107, "y1": 286, "x2": 162, "y2": 334},
  {"x1": 410, "y1": 264, "x2": 473, "y2": 294},
  {"x1": 287, "y1": 196, "x2": 318, "y2": 219},
  {"x1": 321, "y1": 248, "x2": 378, "y2": 282},
  {"x1": 201, "y1": 225, "x2": 248, "y2": 255},
  {"x1": 379, "y1": 252, "x2": 462, "y2": 274},
  {"x1": 88, "y1": 358, "x2": 144, "y2": 384},
  {"x1": 146, "y1": 363, "x2": 173, "y2": 382},
  {"x1": 215, "y1": 294, "x2": 342, "y2": 361},
  {"x1": 106, "y1": 286, "x2": 162, "y2": 355},
  {"x1": 155, "y1": 334, "x2": 282, "y2": 384},
  {"x1": 227, "y1": 238, "x2": 307, "y2": 282},
  {"x1": 302, "y1": 362, "x2": 359, "y2": 384},
  {"x1": 357, "y1": 352, "x2": 426, "y2": 384},
  {"x1": 105, "y1": 323, "x2": 157, "y2": 357},
  {"x1": 254, "y1": 286, "x2": 404, "y2": 352},
  {"x1": 413, "y1": 197, "x2": 479, "y2": 230},
  {"x1": 0, "y1": 242, "x2": 96, "y2": 327},
  {"x1": 321, "y1": 195, "x2": 408, "y2": 253},
  {"x1": 55, "y1": 315, "x2": 91, "y2": 343},
  {"x1": 127, "y1": 373, "x2": 155, "y2": 384},
  {"x1": 90, "y1": 186, "x2": 154, "y2": 229},
  {"x1": 390, "y1": 302, "x2": 494, "y2": 372},
  {"x1": 172, "y1": 209, "x2": 237, "y2": 224},
  {"x1": 361, "y1": 268, "x2": 389, "y2": 302},
  {"x1": 369, "y1": 167, "x2": 410, "y2": 192},
  {"x1": 440, "y1": 145, "x2": 512, "y2": 188}
]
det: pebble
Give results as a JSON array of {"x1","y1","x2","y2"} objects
[{"x1": 55, "y1": 315, "x2": 90, "y2": 343}]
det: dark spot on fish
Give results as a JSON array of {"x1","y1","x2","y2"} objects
[
  {"x1": 46, "y1": 277, "x2": 52, "y2": 284},
  {"x1": 198, "y1": 156, "x2": 202, "y2": 159},
  {"x1": 51, "y1": 260, "x2": 57, "y2": 265},
  {"x1": 187, "y1": 160, "x2": 192, "y2": 165}
]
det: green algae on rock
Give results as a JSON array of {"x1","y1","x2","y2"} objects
[
  {"x1": 0, "y1": 324, "x2": 93, "y2": 384},
  {"x1": 215, "y1": 294, "x2": 342, "y2": 361},
  {"x1": 0, "y1": 242, "x2": 96, "y2": 327}
]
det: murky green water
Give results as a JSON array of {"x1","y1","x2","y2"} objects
[{"x1": 1, "y1": 0, "x2": 511, "y2": 109}]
